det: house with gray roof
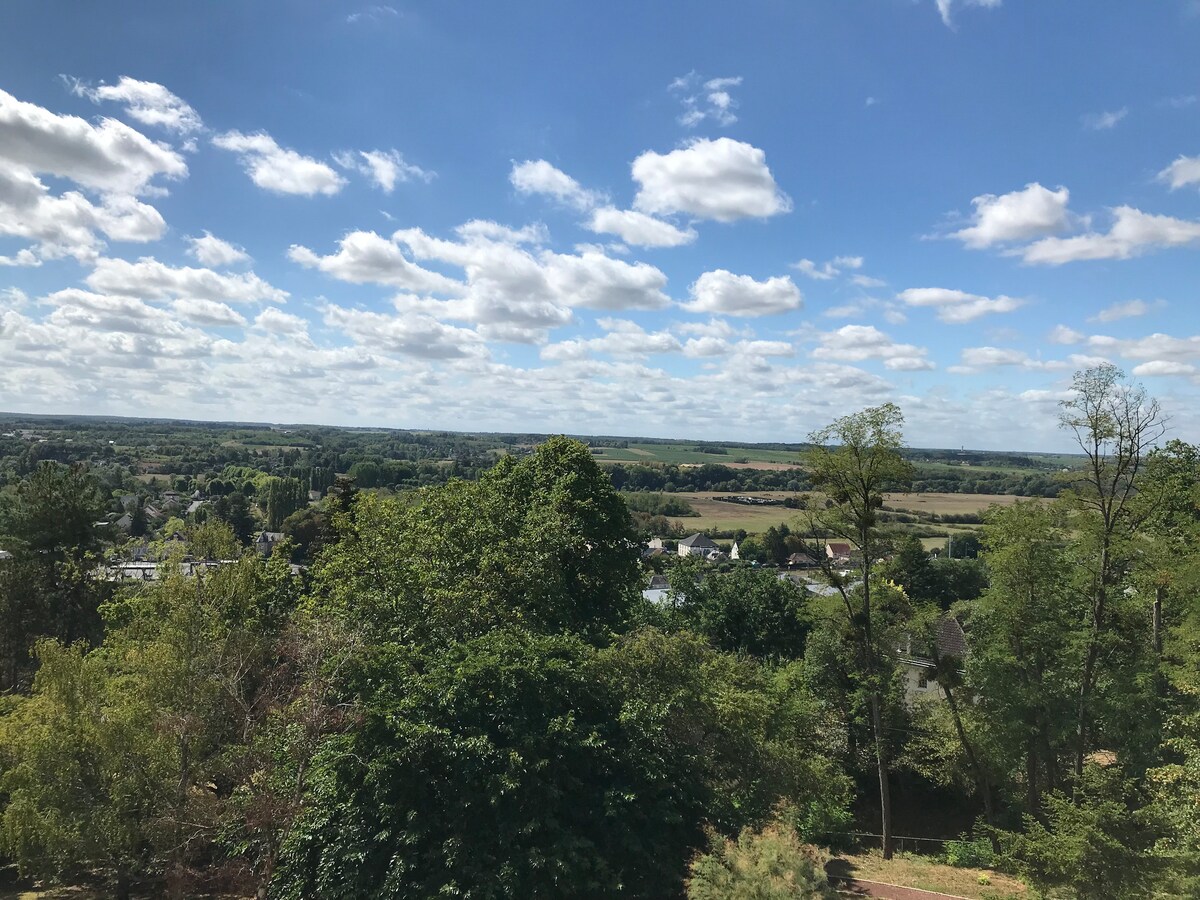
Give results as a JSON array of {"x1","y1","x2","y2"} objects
[{"x1": 677, "y1": 533, "x2": 719, "y2": 558}]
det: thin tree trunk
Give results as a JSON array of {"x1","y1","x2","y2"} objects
[
  {"x1": 1152, "y1": 585, "x2": 1164, "y2": 656},
  {"x1": 1025, "y1": 735, "x2": 1039, "y2": 817},
  {"x1": 859, "y1": 550, "x2": 893, "y2": 860},
  {"x1": 936, "y1": 655, "x2": 997, "y2": 840},
  {"x1": 1075, "y1": 545, "x2": 1108, "y2": 780},
  {"x1": 869, "y1": 690, "x2": 893, "y2": 859},
  {"x1": 1075, "y1": 584, "x2": 1105, "y2": 779}
]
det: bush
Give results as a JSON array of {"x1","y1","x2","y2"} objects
[
  {"x1": 687, "y1": 820, "x2": 837, "y2": 899},
  {"x1": 943, "y1": 836, "x2": 993, "y2": 868}
]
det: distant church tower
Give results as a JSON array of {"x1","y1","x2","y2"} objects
[{"x1": 730, "y1": 541, "x2": 740, "y2": 560}]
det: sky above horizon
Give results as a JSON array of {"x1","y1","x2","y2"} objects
[{"x1": 1, "y1": 1, "x2": 1199, "y2": 452}]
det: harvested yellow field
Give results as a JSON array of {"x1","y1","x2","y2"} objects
[
  {"x1": 884, "y1": 492, "x2": 1037, "y2": 516},
  {"x1": 668, "y1": 491, "x2": 1029, "y2": 535}
]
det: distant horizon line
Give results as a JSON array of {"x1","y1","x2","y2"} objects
[{"x1": 0, "y1": 408, "x2": 1084, "y2": 459}]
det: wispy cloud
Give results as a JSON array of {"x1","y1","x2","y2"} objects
[
  {"x1": 1082, "y1": 107, "x2": 1129, "y2": 130},
  {"x1": 935, "y1": 0, "x2": 1002, "y2": 29},
  {"x1": 346, "y1": 5, "x2": 398, "y2": 25},
  {"x1": 670, "y1": 72, "x2": 743, "y2": 128}
]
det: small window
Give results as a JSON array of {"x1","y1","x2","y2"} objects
[{"x1": 917, "y1": 673, "x2": 929, "y2": 690}]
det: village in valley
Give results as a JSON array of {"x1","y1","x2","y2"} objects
[{"x1": 1, "y1": 416, "x2": 1020, "y2": 714}]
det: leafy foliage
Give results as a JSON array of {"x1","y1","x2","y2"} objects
[
  {"x1": 997, "y1": 765, "x2": 1165, "y2": 899},
  {"x1": 687, "y1": 820, "x2": 836, "y2": 900}
]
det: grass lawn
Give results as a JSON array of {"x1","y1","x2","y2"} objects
[{"x1": 828, "y1": 851, "x2": 1027, "y2": 899}]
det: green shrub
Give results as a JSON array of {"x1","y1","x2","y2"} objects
[
  {"x1": 687, "y1": 820, "x2": 837, "y2": 899},
  {"x1": 943, "y1": 836, "x2": 993, "y2": 868}
]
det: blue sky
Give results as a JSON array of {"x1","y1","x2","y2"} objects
[{"x1": 1, "y1": 1, "x2": 1199, "y2": 451}]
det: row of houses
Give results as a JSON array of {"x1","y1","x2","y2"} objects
[
  {"x1": 647, "y1": 534, "x2": 854, "y2": 567},
  {"x1": 641, "y1": 535, "x2": 967, "y2": 705}
]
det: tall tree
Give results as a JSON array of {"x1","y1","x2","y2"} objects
[
  {"x1": 803, "y1": 403, "x2": 914, "y2": 858},
  {"x1": 0, "y1": 463, "x2": 109, "y2": 690},
  {"x1": 675, "y1": 564, "x2": 811, "y2": 660},
  {"x1": 967, "y1": 501, "x2": 1079, "y2": 816},
  {"x1": 1059, "y1": 364, "x2": 1165, "y2": 777},
  {"x1": 315, "y1": 436, "x2": 640, "y2": 646}
]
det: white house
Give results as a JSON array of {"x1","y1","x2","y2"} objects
[
  {"x1": 678, "y1": 533, "x2": 719, "y2": 558},
  {"x1": 825, "y1": 541, "x2": 854, "y2": 563},
  {"x1": 898, "y1": 616, "x2": 969, "y2": 704}
]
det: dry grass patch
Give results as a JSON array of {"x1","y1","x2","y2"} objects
[
  {"x1": 884, "y1": 492, "x2": 1030, "y2": 516},
  {"x1": 830, "y1": 850, "x2": 1027, "y2": 899}
]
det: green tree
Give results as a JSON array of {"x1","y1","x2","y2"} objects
[
  {"x1": 214, "y1": 491, "x2": 256, "y2": 544},
  {"x1": 0, "y1": 641, "x2": 167, "y2": 899},
  {"x1": 0, "y1": 463, "x2": 110, "y2": 690},
  {"x1": 281, "y1": 505, "x2": 326, "y2": 562},
  {"x1": 880, "y1": 534, "x2": 942, "y2": 604},
  {"x1": 1059, "y1": 364, "x2": 1165, "y2": 776},
  {"x1": 998, "y1": 765, "x2": 1165, "y2": 900},
  {"x1": 274, "y1": 628, "x2": 849, "y2": 900},
  {"x1": 967, "y1": 501, "x2": 1079, "y2": 816},
  {"x1": 803, "y1": 403, "x2": 914, "y2": 858},
  {"x1": 187, "y1": 518, "x2": 240, "y2": 560},
  {"x1": 315, "y1": 436, "x2": 640, "y2": 645},
  {"x1": 263, "y1": 476, "x2": 306, "y2": 531},
  {"x1": 677, "y1": 565, "x2": 811, "y2": 660},
  {"x1": 0, "y1": 555, "x2": 305, "y2": 898},
  {"x1": 129, "y1": 497, "x2": 149, "y2": 537},
  {"x1": 0, "y1": 462, "x2": 106, "y2": 561}
]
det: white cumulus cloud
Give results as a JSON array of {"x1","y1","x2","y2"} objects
[
  {"x1": 1019, "y1": 206, "x2": 1200, "y2": 264},
  {"x1": 951, "y1": 183, "x2": 1072, "y2": 248},
  {"x1": 586, "y1": 207, "x2": 696, "y2": 247},
  {"x1": 0, "y1": 87, "x2": 187, "y2": 195},
  {"x1": 86, "y1": 256, "x2": 288, "y2": 305},
  {"x1": 288, "y1": 231, "x2": 464, "y2": 295},
  {"x1": 935, "y1": 0, "x2": 1002, "y2": 28},
  {"x1": 1158, "y1": 155, "x2": 1200, "y2": 191},
  {"x1": 897, "y1": 287, "x2": 1023, "y2": 323},
  {"x1": 1089, "y1": 299, "x2": 1164, "y2": 323},
  {"x1": 632, "y1": 138, "x2": 791, "y2": 222},
  {"x1": 684, "y1": 270, "x2": 802, "y2": 317},
  {"x1": 813, "y1": 324, "x2": 934, "y2": 371},
  {"x1": 670, "y1": 73, "x2": 743, "y2": 128},
  {"x1": 1082, "y1": 107, "x2": 1129, "y2": 131},
  {"x1": 212, "y1": 130, "x2": 345, "y2": 196},
  {"x1": 186, "y1": 231, "x2": 250, "y2": 267},
  {"x1": 1132, "y1": 360, "x2": 1196, "y2": 377},
  {"x1": 171, "y1": 298, "x2": 247, "y2": 327},
  {"x1": 509, "y1": 159, "x2": 602, "y2": 210},
  {"x1": 0, "y1": 165, "x2": 165, "y2": 262}
]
